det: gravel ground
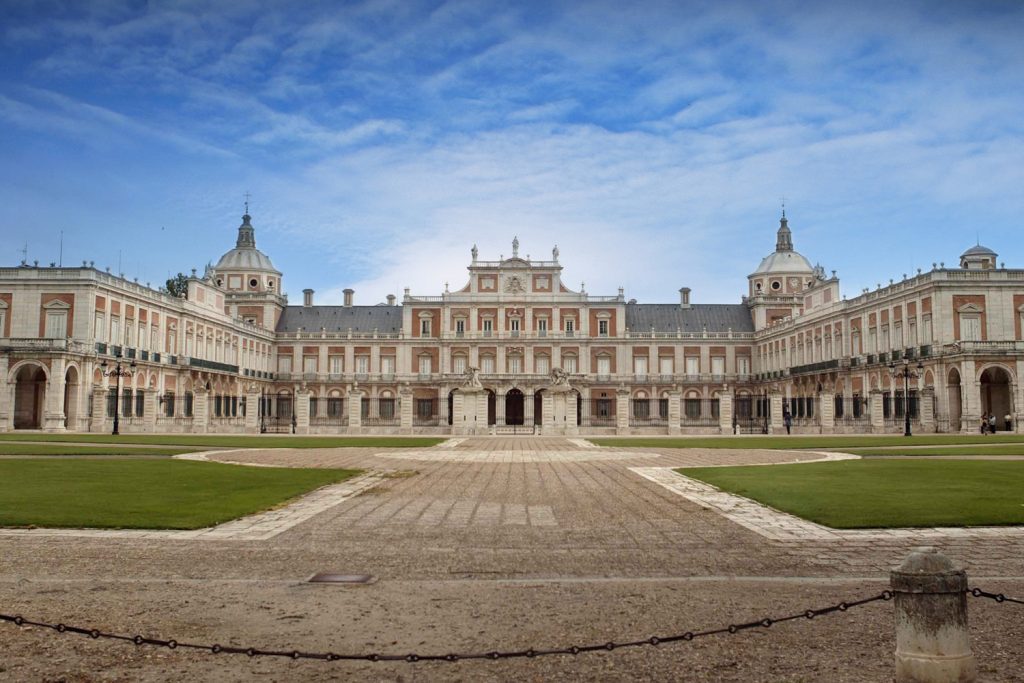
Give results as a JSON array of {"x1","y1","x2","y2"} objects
[{"x1": 1, "y1": 438, "x2": 1022, "y2": 682}]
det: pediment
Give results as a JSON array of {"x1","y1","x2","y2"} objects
[
  {"x1": 957, "y1": 303, "x2": 983, "y2": 314},
  {"x1": 42, "y1": 299, "x2": 71, "y2": 310}
]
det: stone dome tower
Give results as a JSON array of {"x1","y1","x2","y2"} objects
[
  {"x1": 212, "y1": 212, "x2": 286, "y2": 329},
  {"x1": 748, "y1": 212, "x2": 815, "y2": 298}
]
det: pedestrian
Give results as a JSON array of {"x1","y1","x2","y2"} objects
[
  {"x1": 989, "y1": 413, "x2": 997, "y2": 433},
  {"x1": 980, "y1": 414, "x2": 988, "y2": 434},
  {"x1": 783, "y1": 409, "x2": 792, "y2": 435},
  {"x1": 1005, "y1": 413, "x2": 1013, "y2": 432}
]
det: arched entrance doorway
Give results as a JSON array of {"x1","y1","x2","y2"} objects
[
  {"x1": 980, "y1": 366, "x2": 1013, "y2": 431},
  {"x1": 13, "y1": 364, "x2": 47, "y2": 429},
  {"x1": 505, "y1": 388, "x2": 524, "y2": 426},
  {"x1": 64, "y1": 366, "x2": 80, "y2": 429},
  {"x1": 947, "y1": 368, "x2": 962, "y2": 432}
]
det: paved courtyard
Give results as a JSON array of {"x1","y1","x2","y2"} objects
[{"x1": 1, "y1": 437, "x2": 1022, "y2": 681}]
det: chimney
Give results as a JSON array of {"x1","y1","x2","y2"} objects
[
  {"x1": 680, "y1": 287, "x2": 691, "y2": 308},
  {"x1": 386, "y1": 294, "x2": 396, "y2": 306},
  {"x1": 343, "y1": 288, "x2": 354, "y2": 307},
  {"x1": 302, "y1": 288, "x2": 314, "y2": 307}
]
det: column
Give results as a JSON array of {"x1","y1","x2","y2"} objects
[
  {"x1": 542, "y1": 390, "x2": 554, "y2": 428},
  {"x1": 918, "y1": 387, "x2": 935, "y2": 433},
  {"x1": 870, "y1": 389, "x2": 885, "y2": 433},
  {"x1": 566, "y1": 391, "x2": 579, "y2": 436},
  {"x1": 616, "y1": 388, "x2": 630, "y2": 435},
  {"x1": 819, "y1": 391, "x2": 834, "y2": 434},
  {"x1": 718, "y1": 391, "x2": 733, "y2": 435},
  {"x1": 399, "y1": 387, "x2": 413, "y2": 434},
  {"x1": 192, "y1": 387, "x2": 209, "y2": 434},
  {"x1": 667, "y1": 390, "x2": 681, "y2": 435},
  {"x1": 295, "y1": 387, "x2": 310, "y2": 435},
  {"x1": 348, "y1": 387, "x2": 363, "y2": 434}
]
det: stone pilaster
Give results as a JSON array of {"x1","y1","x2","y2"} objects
[
  {"x1": 524, "y1": 390, "x2": 535, "y2": 432},
  {"x1": 919, "y1": 387, "x2": 935, "y2": 432},
  {"x1": 870, "y1": 389, "x2": 885, "y2": 433},
  {"x1": 43, "y1": 356, "x2": 67, "y2": 432},
  {"x1": 769, "y1": 390, "x2": 783, "y2": 435},
  {"x1": 667, "y1": 390, "x2": 681, "y2": 435},
  {"x1": 295, "y1": 387, "x2": 310, "y2": 435},
  {"x1": 616, "y1": 388, "x2": 630, "y2": 435},
  {"x1": 90, "y1": 386, "x2": 107, "y2": 433},
  {"x1": 960, "y1": 358, "x2": 979, "y2": 433},
  {"x1": 0, "y1": 356, "x2": 10, "y2": 431},
  {"x1": 399, "y1": 387, "x2": 414, "y2": 434},
  {"x1": 718, "y1": 391, "x2": 733, "y2": 435},
  {"x1": 192, "y1": 387, "x2": 209, "y2": 434},
  {"x1": 245, "y1": 386, "x2": 260, "y2": 434},
  {"x1": 348, "y1": 388, "x2": 363, "y2": 434},
  {"x1": 541, "y1": 390, "x2": 554, "y2": 430},
  {"x1": 819, "y1": 392, "x2": 834, "y2": 434},
  {"x1": 144, "y1": 390, "x2": 157, "y2": 432}
]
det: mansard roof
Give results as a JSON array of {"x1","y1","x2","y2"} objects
[
  {"x1": 276, "y1": 305, "x2": 402, "y2": 334},
  {"x1": 625, "y1": 303, "x2": 754, "y2": 334}
]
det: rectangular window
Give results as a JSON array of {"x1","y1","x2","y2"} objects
[
  {"x1": 597, "y1": 356, "x2": 611, "y2": 376},
  {"x1": 481, "y1": 356, "x2": 495, "y2": 374},
  {"x1": 685, "y1": 357, "x2": 699, "y2": 375},
  {"x1": 419, "y1": 356, "x2": 432, "y2": 374},
  {"x1": 921, "y1": 316, "x2": 932, "y2": 344},
  {"x1": 455, "y1": 318, "x2": 465, "y2": 335},
  {"x1": 110, "y1": 317, "x2": 120, "y2": 345},
  {"x1": 537, "y1": 318, "x2": 548, "y2": 336},
  {"x1": 482, "y1": 318, "x2": 493, "y2": 336},
  {"x1": 508, "y1": 356, "x2": 522, "y2": 374},
  {"x1": 420, "y1": 319, "x2": 431, "y2": 336},
  {"x1": 278, "y1": 355, "x2": 292, "y2": 374},
  {"x1": 94, "y1": 312, "x2": 105, "y2": 342},
  {"x1": 329, "y1": 356, "x2": 343, "y2": 374},
  {"x1": 151, "y1": 326, "x2": 158, "y2": 352},
  {"x1": 659, "y1": 356, "x2": 673, "y2": 375},
  {"x1": 356, "y1": 356, "x2": 369, "y2": 373},
  {"x1": 565, "y1": 318, "x2": 575, "y2": 335},
  {"x1": 510, "y1": 318, "x2": 520, "y2": 332},
  {"x1": 381, "y1": 356, "x2": 395, "y2": 375},
  {"x1": 45, "y1": 311, "x2": 66, "y2": 338},
  {"x1": 598, "y1": 319, "x2": 609, "y2": 336},
  {"x1": 125, "y1": 320, "x2": 134, "y2": 347},
  {"x1": 563, "y1": 356, "x2": 577, "y2": 374},
  {"x1": 711, "y1": 357, "x2": 725, "y2": 376},
  {"x1": 536, "y1": 356, "x2": 550, "y2": 375},
  {"x1": 894, "y1": 323, "x2": 903, "y2": 349},
  {"x1": 737, "y1": 357, "x2": 751, "y2": 375},
  {"x1": 960, "y1": 316, "x2": 981, "y2": 341},
  {"x1": 634, "y1": 356, "x2": 648, "y2": 375},
  {"x1": 453, "y1": 355, "x2": 467, "y2": 374},
  {"x1": 303, "y1": 356, "x2": 317, "y2": 374}
]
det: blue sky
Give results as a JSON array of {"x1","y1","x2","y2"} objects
[{"x1": 1, "y1": 0, "x2": 1022, "y2": 306}]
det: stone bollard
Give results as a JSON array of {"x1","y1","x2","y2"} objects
[{"x1": 890, "y1": 547, "x2": 976, "y2": 683}]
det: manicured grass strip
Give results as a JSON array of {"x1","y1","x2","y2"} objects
[
  {"x1": 678, "y1": 460, "x2": 1024, "y2": 529},
  {"x1": 848, "y1": 445, "x2": 1024, "y2": 456},
  {"x1": 0, "y1": 434, "x2": 445, "y2": 449},
  {"x1": 0, "y1": 460, "x2": 360, "y2": 529},
  {"x1": 594, "y1": 434, "x2": 1024, "y2": 450},
  {"x1": 0, "y1": 443, "x2": 190, "y2": 456}
]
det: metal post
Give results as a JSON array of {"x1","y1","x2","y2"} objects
[
  {"x1": 112, "y1": 368, "x2": 121, "y2": 436},
  {"x1": 904, "y1": 371, "x2": 912, "y2": 437}
]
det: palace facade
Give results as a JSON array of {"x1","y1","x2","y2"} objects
[{"x1": 1, "y1": 212, "x2": 1021, "y2": 435}]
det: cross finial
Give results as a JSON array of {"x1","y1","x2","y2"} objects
[{"x1": 244, "y1": 192, "x2": 251, "y2": 215}]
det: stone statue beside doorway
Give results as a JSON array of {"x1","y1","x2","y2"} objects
[{"x1": 463, "y1": 366, "x2": 483, "y2": 390}]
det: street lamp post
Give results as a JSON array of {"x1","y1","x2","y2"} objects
[
  {"x1": 100, "y1": 353, "x2": 136, "y2": 436},
  {"x1": 889, "y1": 358, "x2": 925, "y2": 437}
]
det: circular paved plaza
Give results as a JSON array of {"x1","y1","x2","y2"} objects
[{"x1": 1, "y1": 437, "x2": 1022, "y2": 681}]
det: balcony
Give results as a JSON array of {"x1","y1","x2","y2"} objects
[
  {"x1": 4, "y1": 338, "x2": 87, "y2": 353},
  {"x1": 188, "y1": 357, "x2": 239, "y2": 374}
]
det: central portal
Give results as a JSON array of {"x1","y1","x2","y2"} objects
[{"x1": 505, "y1": 388, "x2": 525, "y2": 426}]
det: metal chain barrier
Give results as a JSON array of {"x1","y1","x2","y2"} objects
[
  {"x1": 1, "y1": 591, "x2": 892, "y2": 663},
  {"x1": 970, "y1": 587, "x2": 1024, "y2": 606}
]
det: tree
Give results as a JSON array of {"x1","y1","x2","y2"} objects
[{"x1": 165, "y1": 272, "x2": 189, "y2": 298}]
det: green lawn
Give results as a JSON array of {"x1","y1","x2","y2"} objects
[
  {"x1": 849, "y1": 444, "x2": 1024, "y2": 456},
  {"x1": 0, "y1": 459, "x2": 361, "y2": 529},
  {"x1": 0, "y1": 443, "x2": 191, "y2": 456},
  {"x1": 593, "y1": 434, "x2": 1024, "y2": 450},
  {"x1": 0, "y1": 434, "x2": 445, "y2": 449},
  {"x1": 678, "y1": 460, "x2": 1024, "y2": 528}
]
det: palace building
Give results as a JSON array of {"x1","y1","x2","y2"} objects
[{"x1": 1, "y1": 211, "x2": 1021, "y2": 435}]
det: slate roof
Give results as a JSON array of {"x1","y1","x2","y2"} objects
[
  {"x1": 625, "y1": 303, "x2": 753, "y2": 334},
  {"x1": 276, "y1": 306, "x2": 402, "y2": 334}
]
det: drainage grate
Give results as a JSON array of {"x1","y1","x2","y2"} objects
[{"x1": 307, "y1": 573, "x2": 376, "y2": 584}]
